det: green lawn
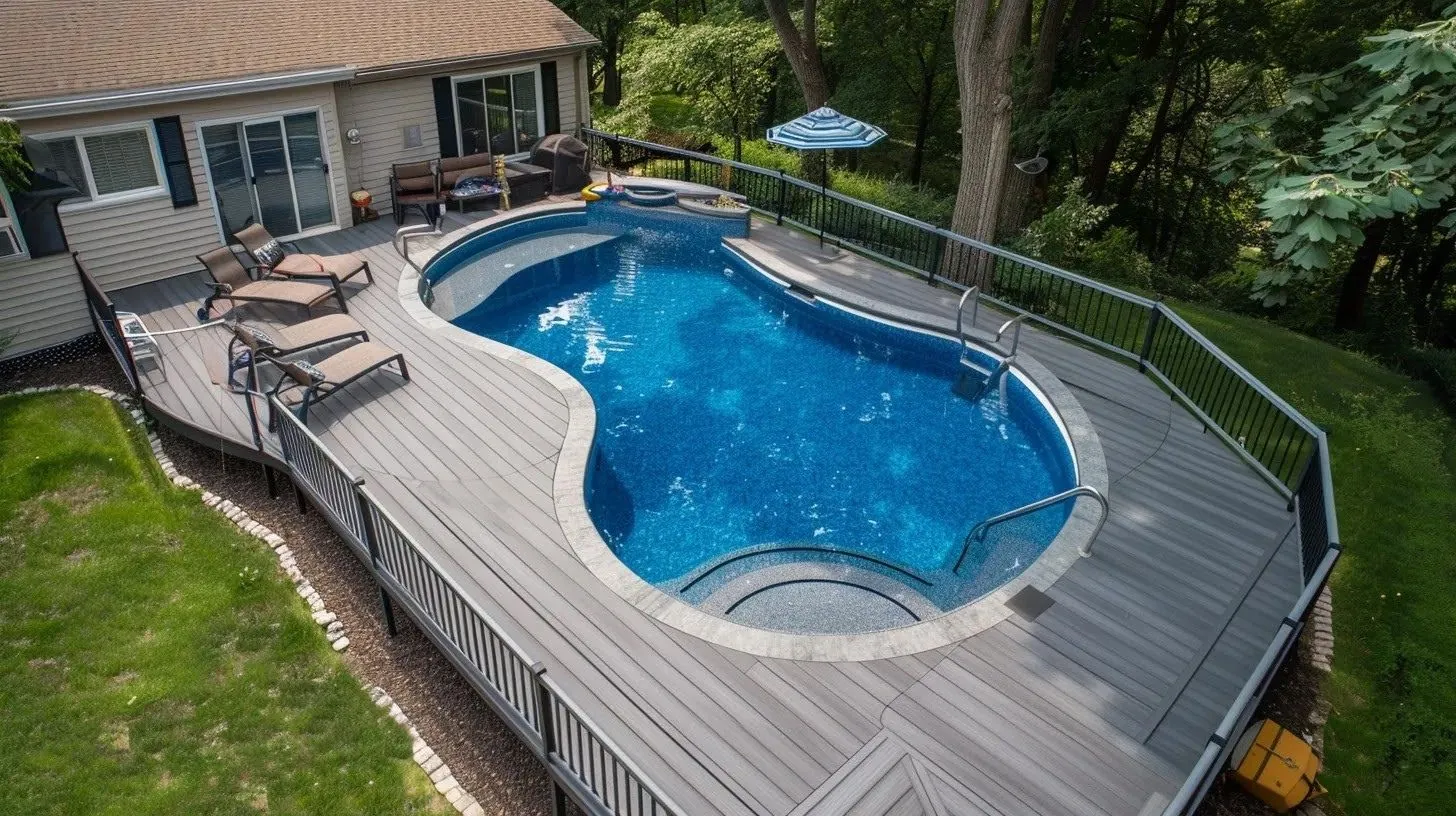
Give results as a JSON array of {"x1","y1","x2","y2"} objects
[
  {"x1": 0, "y1": 391, "x2": 448, "y2": 816},
  {"x1": 1172, "y1": 302, "x2": 1456, "y2": 814}
]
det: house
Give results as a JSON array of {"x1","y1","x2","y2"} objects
[{"x1": 0, "y1": 0, "x2": 596, "y2": 362}]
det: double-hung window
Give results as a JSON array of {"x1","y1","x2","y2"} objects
[
  {"x1": 0, "y1": 178, "x2": 25, "y2": 260},
  {"x1": 453, "y1": 68, "x2": 543, "y2": 157},
  {"x1": 38, "y1": 124, "x2": 165, "y2": 205}
]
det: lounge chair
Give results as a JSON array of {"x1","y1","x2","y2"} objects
[
  {"x1": 265, "y1": 341, "x2": 410, "y2": 427},
  {"x1": 390, "y1": 160, "x2": 443, "y2": 226},
  {"x1": 198, "y1": 247, "x2": 346, "y2": 319},
  {"x1": 234, "y1": 224, "x2": 372, "y2": 286},
  {"x1": 225, "y1": 315, "x2": 370, "y2": 391}
]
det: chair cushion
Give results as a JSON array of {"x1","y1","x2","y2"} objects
[{"x1": 396, "y1": 174, "x2": 435, "y2": 192}]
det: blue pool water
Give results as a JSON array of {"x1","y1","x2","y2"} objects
[{"x1": 444, "y1": 204, "x2": 1076, "y2": 613}]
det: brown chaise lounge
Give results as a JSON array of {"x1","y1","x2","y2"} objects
[
  {"x1": 234, "y1": 224, "x2": 373, "y2": 286},
  {"x1": 225, "y1": 315, "x2": 370, "y2": 390},
  {"x1": 199, "y1": 247, "x2": 346, "y2": 317},
  {"x1": 263, "y1": 340, "x2": 410, "y2": 427}
]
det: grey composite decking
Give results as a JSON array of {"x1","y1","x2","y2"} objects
[{"x1": 109, "y1": 206, "x2": 1302, "y2": 816}]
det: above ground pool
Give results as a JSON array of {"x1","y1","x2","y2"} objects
[{"x1": 427, "y1": 201, "x2": 1083, "y2": 640}]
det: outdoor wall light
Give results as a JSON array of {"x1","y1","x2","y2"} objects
[{"x1": 345, "y1": 128, "x2": 361, "y2": 145}]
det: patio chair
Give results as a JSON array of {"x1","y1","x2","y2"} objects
[
  {"x1": 390, "y1": 160, "x2": 443, "y2": 226},
  {"x1": 264, "y1": 341, "x2": 411, "y2": 427},
  {"x1": 224, "y1": 315, "x2": 370, "y2": 392},
  {"x1": 234, "y1": 223, "x2": 373, "y2": 286},
  {"x1": 198, "y1": 246, "x2": 346, "y2": 319},
  {"x1": 439, "y1": 153, "x2": 499, "y2": 214}
]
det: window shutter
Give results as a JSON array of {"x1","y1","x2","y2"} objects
[
  {"x1": 433, "y1": 77, "x2": 459, "y2": 158},
  {"x1": 152, "y1": 117, "x2": 197, "y2": 207},
  {"x1": 540, "y1": 61, "x2": 560, "y2": 135}
]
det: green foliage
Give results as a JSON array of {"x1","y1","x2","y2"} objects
[
  {"x1": 1214, "y1": 10, "x2": 1456, "y2": 302},
  {"x1": 0, "y1": 392, "x2": 446, "y2": 816},
  {"x1": 0, "y1": 117, "x2": 29, "y2": 191},
  {"x1": 605, "y1": 12, "x2": 779, "y2": 159},
  {"x1": 825, "y1": 168, "x2": 955, "y2": 227},
  {"x1": 1013, "y1": 180, "x2": 1155, "y2": 288}
]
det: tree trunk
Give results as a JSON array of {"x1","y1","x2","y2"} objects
[
  {"x1": 764, "y1": 0, "x2": 831, "y2": 111},
  {"x1": 602, "y1": 26, "x2": 623, "y2": 107},
  {"x1": 997, "y1": 0, "x2": 1079, "y2": 236},
  {"x1": 1085, "y1": 0, "x2": 1179, "y2": 200},
  {"x1": 1114, "y1": 37, "x2": 1183, "y2": 206},
  {"x1": 951, "y1": 0, "x2": 1032, "y2": 254},
  {"x1": 1334, "y1": 218, "x2": 1392, "y2": 332}
]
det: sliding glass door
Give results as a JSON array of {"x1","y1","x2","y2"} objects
[
  {"x1": 200, "y1": 110, "x2": 335, "y2": 241},
  {"x1": 454, "y1": 69, "x2": 541, "y2": 157}
]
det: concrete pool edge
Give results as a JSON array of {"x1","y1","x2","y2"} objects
[{"x1": 400, "y1": 202, "x2": 1108, "y2": 662}]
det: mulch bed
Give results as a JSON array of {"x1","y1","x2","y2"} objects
[{"x1": 7, "y1": 350, "x2": 1333, "y2": 816}]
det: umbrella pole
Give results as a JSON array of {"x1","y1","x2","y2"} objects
[{"x1": 818, "y1": 149, "x2": 829, "y2": 247}]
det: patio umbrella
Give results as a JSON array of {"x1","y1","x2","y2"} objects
[{"x1": 766, "y1": 107, "x2": 886, "y2": 244}]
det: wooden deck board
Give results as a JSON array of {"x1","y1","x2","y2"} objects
[{"x1": 104, "y1": 210, "x2": 1307, "y2": 815}]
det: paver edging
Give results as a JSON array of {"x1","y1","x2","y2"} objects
[{"x1": 0, "y1": 384, "x2": 483, "y2": 816}]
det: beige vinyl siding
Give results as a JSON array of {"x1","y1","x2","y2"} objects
[
  {"x1": 337, "y1": 52, "x2": 588, "y2": 215},
  {"x1": 0, "y1": 83, "x2": 348, "y2": 359},
  {"x1": 336, "y1": 76, "x2": 441, "y2": 217}
]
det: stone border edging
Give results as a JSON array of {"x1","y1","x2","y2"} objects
[{"x1": 1, "y1": 384, "x2": 484, "y2": 816}]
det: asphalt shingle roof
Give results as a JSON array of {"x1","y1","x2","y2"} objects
[{"x1": 0, "y1": 0, "x2": 596, "y2": 104}]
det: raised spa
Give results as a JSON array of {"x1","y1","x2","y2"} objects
[{"x1": 425, "y1": 203, "x2": 1081, "y2": 637}]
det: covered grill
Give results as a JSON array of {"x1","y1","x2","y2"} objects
[{"x1": 528, "y1": 134, "x2": 593, "y2": 194}]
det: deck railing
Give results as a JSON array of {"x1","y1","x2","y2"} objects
[
  {"x1": 583, "y1": 128, "x2": 1341, "y2": 815},
  {"x1": 74, "y1": 252, "x2": 142, "y2": 396},
  {"x1": 271, "y1": 397, "x2": 680, "y2": 816}
]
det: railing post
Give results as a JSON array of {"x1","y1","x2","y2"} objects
[
  {"x1": 776, "y1": 171, "x2": 787, "y2": 225},
  {"x1": 355, "y1": 481, "x2": 397, "y2": 637},
  {"x1": 928, "y1": 232, "x2": 945, "y2": 286},
  {"x1": 683, "y1": 156, "x2": 691, "y2": 182},
  {"x1": 1138, "y1": 301, "x2": 1164, "y2": 372},
  {"x1": 532, "y1": 663, "x2": 569, "y2": 815}
]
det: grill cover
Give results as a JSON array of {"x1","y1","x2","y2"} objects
[{"x1": 529, "y1": 134, "x2": 593, "y2": 194}]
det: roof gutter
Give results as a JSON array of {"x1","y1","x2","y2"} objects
[
  {"x1": 3, "y1": 67, "x2": 358, "y2": 121},
  {"x1": 351, "y1": 43, "x2": 598, "y2": 83}
]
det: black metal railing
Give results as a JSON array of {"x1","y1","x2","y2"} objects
[
  {"x1": 74, "y1": 252, "x2": 142, "y2": 396},
  {"x1": 271, "y1": 397, "x2": 679, "y2": 816},
  {"x1": 583, "y1": 128, "x2": 1341, "y2": 816}
]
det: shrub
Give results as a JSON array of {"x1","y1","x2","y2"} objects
[
  {"x1": 1395, "y1": 346, "x2": 1456, "y2": 415},
  {"x1": 1013, "y1": 179, "x2": 1157, "y2": 289}
]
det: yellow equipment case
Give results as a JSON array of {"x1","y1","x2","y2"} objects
[{"x1": 1229, "y1": 719, "x2": 1326, "y2": 812}]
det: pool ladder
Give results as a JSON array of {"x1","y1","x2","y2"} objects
[
  {"x1": 953, "y1": 485, "x2": 1110, "y2": 573},
  {"x1": 954, "y1": 287, "x2": 1028, "y2": 403},
  {"x1": 394, "y1": 224, "x2": 437, "y2": 307}
]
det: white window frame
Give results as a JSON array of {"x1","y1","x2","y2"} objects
[
  {"x1": 0, "y1": 177, "x2": 27, "y2": 261},
  {"x1": 33, "y1": 122, "x2": 167, "y2": 211},
  {"x1": 450, "y1": 66, "x2": 546, "y2": 160}
]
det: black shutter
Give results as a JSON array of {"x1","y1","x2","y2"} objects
[
  {"x1": 433, "y1": 76, "x2": 459, "y2": 158},
  {"x1": 152, "y1": 116, "x2": 197, "y2": 207},
  {"x1": 541, "y1": 61, "x2": 560, "y2": 136}
]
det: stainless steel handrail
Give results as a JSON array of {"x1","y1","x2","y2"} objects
[
  {"x1": 954, "y1": 485, "x2": 1109, "y2": 572},
  {"x1": 394, "y1": 224, "x2": 436, "y2": 305},
  {"x1": 991, "y1": 314, "x2": 1029, "y2": 357},
  {"x1": 955, "y1": 286, "x2": 980, "y2": 357}
]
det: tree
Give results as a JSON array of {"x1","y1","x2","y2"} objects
[
  {"x1": 763, "y1": 0, "x2": 831, "y2": 112},
  {"x1": 950, "y1": 0, "x2": 1031, "y2": 247},
  {"x1": 611, "y1": 13, "x2": 780, "y2": 160},
  {"x1": 829, "y1": 0, "x2": 958, "y2": 185},
  {"x1": 560, "y1": 0, "x2": 650, "y2": 106},
  {"x1": 1213, "y1": 8, "x2": 1456, "y2": 328},
  {"x1": 1, "y1": 118, "x2": 27, "y2": 192}
]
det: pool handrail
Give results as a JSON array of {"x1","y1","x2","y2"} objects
[{"x1": 954, "y1": 485, "x2": 1109, "y2": 573}]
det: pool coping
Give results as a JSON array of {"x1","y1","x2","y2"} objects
[{"x1": 399, "y1": 201, "x2": 1108, "y2": 662}]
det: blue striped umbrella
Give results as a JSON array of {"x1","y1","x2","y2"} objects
[
  {"x1": 766, "y1": 107, "x2": 887, "y2": 150},
  {"x1": 766, "y1": 107, "x2": 885, "y2": 244}
]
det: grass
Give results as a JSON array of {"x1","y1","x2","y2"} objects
[
  {"x1": 0, "y1": 391, "x2": 450, "y2": 816},
  {"x1": 1171, "y1": 301, "x2": 1456, "y2": 814}
]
